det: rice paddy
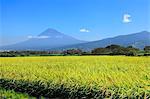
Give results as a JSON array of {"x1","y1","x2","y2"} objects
[{"x1": 0, "y1": 56, "x2": 150, "y2": 98}]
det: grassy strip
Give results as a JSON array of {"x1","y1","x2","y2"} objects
[
  {"x1": 0, "y1": 87, "x2": 35, "y2": 99},
  {"x1": 0, "y1": 78, "x2": 149, "y2": 99}
]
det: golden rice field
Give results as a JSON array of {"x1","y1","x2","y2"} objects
[{"x1": 0, "y1": 56, "x2": 150, "y2": 98}]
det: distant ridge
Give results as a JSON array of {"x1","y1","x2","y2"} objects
[
  {"x1": 53, "y1": 31, "x2": 150, "y2": 51},
  {"x1": 0, "y1": 30, "x2": 149, "y2": 51}
]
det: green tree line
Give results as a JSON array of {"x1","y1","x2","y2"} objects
[{"x1": 0, "y1": 45, "x2": 150, "y2": 57}]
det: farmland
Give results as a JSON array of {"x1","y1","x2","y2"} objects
[{"x1": 0, "y1": 56, "x2": 150, "y2": 98}]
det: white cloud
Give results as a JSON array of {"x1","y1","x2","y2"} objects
[
  {"x1": 123, "y1": 14, "x2": 132, "y2": 23},
  {"x1": 27, "y1": 36, "x2": 50, "y2": 39},
  {"x1": 80, "y1": 28, "x2": 90, "y2": 32},
  {"x1": 27, "y1": 36, "x2": 33, "y2": 39}
]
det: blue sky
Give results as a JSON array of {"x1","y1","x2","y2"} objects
[{"x1": 0, "y1": 0, "x2": 150, "y2": 45}]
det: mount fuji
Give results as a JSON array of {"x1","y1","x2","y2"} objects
[{"x1": 0, "y1": 28, "x2": 86, "y2": 50}]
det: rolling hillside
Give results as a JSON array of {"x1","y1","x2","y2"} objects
[{"x1": 54, "y1": 31, "x2": 150, "y2": 51}]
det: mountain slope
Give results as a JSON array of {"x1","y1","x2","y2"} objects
[
  {"x1": 54, "y1": 31, "x2": 150, "y2": 51},
  {"x1": 1, "y1": 30, "x2": 149, "y2": 51},
  {"x1": 0, "y1": 28, "x2": 86, "y2": 50}
]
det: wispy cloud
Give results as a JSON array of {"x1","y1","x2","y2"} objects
[
  {"x1": 27, "y1": 36, "x2": 50, "y2": 39},
  {"x1": 80, "y1": 28, "x2": 90, "y2": 32},
  {"x1": 123, "y1": 14, "x2": 132, "y2": 23}
]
